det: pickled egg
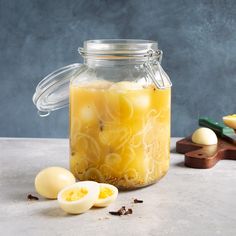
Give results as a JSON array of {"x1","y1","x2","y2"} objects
[
  {"x1": 35, "y1": 167, "x2": 76, "y2": 199},
  {"x1": 94, "y1": 183, "x2": 118, "y2": 207},
  {"x1": 192, "y1": 127, "x2": 217, "y2": 145},
  {"x1": 131, "y1": 94, "x2": 150, "y2": 109},
  {"x1": 110, "y1": 81, "x2": 143, "y2": 91},
  {"x1": 79, "y1": 80, "x2": 113, "y2": 89},
  {"x1": 79, "y1": 104, "x2": 97, "y2": 123},
  {"x1": 57, "y1": 181, "x2": 99, "y2": 214}
]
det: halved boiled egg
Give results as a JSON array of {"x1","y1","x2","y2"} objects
[
  {"x1": 223, "y1": 114, "x2": 236, "y2": 129},
  {"x1": 94, "y1": 183, "x2": 118, "y2": 207},
  {"x1": 57, "y1": 181, "x2": 99, "y2": 214}
]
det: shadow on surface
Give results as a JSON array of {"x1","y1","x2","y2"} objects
[
  {"x1": 171, "y1": 144, "x2": 186, "y2": 168},
  {"x1": 39, "y1": 206, "x2": 75, "y2": 218},
  {"x1": 170, "y1": 147, "x2": 176, "y2": 154},
  {"x1": 1, "y1": 174, "x2": 38, "y2": 203},
  {"x1": 174, "y1": 161, "x2": 186, "y2": 168}
]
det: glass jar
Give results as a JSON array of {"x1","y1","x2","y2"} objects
[{"x1": 33, "y1": 39, "x2": 172, "y2": 190}]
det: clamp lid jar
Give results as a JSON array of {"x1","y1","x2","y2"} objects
[{"x1": 33, "y1": 39, "x2": 172, "y2": 189}]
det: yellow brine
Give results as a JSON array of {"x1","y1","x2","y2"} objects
[{"x1": 69, "y1": 80, "x2": 171, "y2": 189}]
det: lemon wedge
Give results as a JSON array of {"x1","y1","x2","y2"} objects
[{"x1": 223, "y1": 114, "x2": 236, "y2": 129}]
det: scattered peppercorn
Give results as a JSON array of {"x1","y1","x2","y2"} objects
[
  {"x1": 27, "y1": 194, "x2": 39, "y2": 201},
  {"x1": 124, "y1": 208, "x2": 133, "y2": 215},
  {"x1": 109, "y1": 206, "x2": 126, "y2": 216},
  {"x1": 109, "y1": 206, "x2": 133, "y2": 216},
  {"x1": 134, "y1": 198, "x2": 143, "y2": 203},
  {"x1": 99, "y1": 120, "x2": 104, "y2": 131}
]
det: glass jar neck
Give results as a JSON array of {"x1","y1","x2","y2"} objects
[
  {"x1": 82, "y1": 49, "x2": 163, "y2": 68},
  {"x1": 84, "y1": 57, "x2": 149, "y2": 68}
]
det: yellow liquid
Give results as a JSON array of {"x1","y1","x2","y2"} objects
[{"x1": 69, "y1": 81, "x2": 171, "y2": 189}]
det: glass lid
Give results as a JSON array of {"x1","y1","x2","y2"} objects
[{"x1": 32, "y1": 63, "x2": 83, "y2": 116}]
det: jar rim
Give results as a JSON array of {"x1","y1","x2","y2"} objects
[{"x1": 79, "y1": 39, "x2": 158, "y2": 58}]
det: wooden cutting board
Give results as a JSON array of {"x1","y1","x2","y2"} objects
[{"x1": 176, "y1": 137, "x2": 236, "y2": 168}]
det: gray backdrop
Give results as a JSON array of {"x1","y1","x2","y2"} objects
[{"x1": 0, "y1": 0, "x2": 236, "y2": 138}]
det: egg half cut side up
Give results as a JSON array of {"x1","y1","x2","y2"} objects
[
  {"x1": 94, "y1": 183, "x2": 118, "y2": 207},
  {"x1": 57, "y1": 181, "x2": 99, "y2": 214}
]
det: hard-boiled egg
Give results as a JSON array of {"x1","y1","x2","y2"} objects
[
  {"x1": 223, "y1": 114, "x2": 236, "y2": 129},
  {"x1": 192, "y1": 127, "x2": 217, "y2": 145},
  {"x1": 57, "y1": 181, "x2": 99, "y2": 214},
  {"x1": 79, "y1": 80, "x2": 113, "y2": 89},
  {"x1": 110, "y1": 81, "x2": 143, "y2": 91},
  {"x1": 110, "y1": 82, "x2": 150, "y2": 109},
  {"x1": 94, "y1": 183, "x2": 118, "y2": 207},
  {"x1": 130, "y1": 94, "x2": 150, "y2": 109},
  {"x1": 35, "y1": 167, "x2": 76, "y2": 199},
  {"x1": 79, "y1": 104, "x2": 97, "y2": 123}
]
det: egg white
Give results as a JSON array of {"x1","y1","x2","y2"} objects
[
  {"x1": 192, "y1": 127, "x2": 217, "y2": 145},
  {"x1": 94, "y1": 183, "x2": 118, "y2": 207},
  {"x1": 57, "y1": 181, "x2": 99, "y2": 214}
]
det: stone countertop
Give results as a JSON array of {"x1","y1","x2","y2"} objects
[{"x1": 0, "y1": 138, "x2": 235, "y2": 236}]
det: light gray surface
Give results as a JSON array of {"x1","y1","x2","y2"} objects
[
  {"x1": 1, "y1": 0, "x2": 236, "y2": 138},
  {"x1": 0, "y1": 138, "x2": 235, "y2": 236}
]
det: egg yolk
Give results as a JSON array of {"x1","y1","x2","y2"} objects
[
  {"x1": 62, "y1": 187, "x2": 88, "y2": 202},
  {"x1": 227, "y1": 114, "x2": 236, "y2": 118},
  {"x1": 99, "y1": 187, "x2": 113, "y2": 199}
]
